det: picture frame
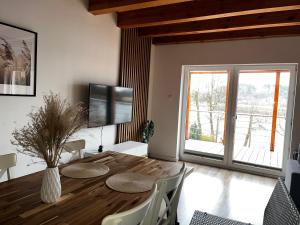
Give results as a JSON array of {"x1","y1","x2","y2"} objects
[{"x1": 0, "y1": 22, "x2": 37, "y2": 97}]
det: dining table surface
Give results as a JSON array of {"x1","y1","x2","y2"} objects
[{"x1": 0, "y1": 151, "x2": 181, "y2": 225}]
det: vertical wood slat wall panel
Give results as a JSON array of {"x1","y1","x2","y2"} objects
[{"x1": 117, "y1": 28, "x2": 152, "y2": 143}]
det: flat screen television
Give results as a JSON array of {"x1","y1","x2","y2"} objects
[{"x1": 88, "y1": 84, "x2": 133, "y2": 128}]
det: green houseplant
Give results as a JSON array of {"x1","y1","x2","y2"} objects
[{"x1": 142, "y1": 120, "x2": 155, "y2": 144}]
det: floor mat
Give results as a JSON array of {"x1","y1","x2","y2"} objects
[{"x1": 190, "y1": 211, "x2": 251, "y2": 225}]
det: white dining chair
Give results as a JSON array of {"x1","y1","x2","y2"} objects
[
  {"x1": 0, "y1": 153, "x2": 17, "y2": 180},
  {"x1": 144, "y1": 163, "x2": 187, "y2": 225},
  {"x1": 101, "y1": 184, "x2": 157, "y2": 225},
  {"x1": 59, "y1": 139, "x2": 86, "y2": 164}
]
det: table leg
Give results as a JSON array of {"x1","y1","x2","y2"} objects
[
  {"x1": 167, "y1": 191, "x2": 180, "y2": 225},
  {"x1": 175, "y1": 217, "x2": 180, "y2": 225}
]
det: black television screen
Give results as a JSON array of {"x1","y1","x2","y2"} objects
[{"x1": 88, "y1": 84, "x2": 133, "y2": 127}]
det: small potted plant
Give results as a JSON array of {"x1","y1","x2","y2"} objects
[
  {"x1": 142, "y1": 120, "x2": 155, "y2": 144},
  {"x1": 12, "y1": 93, "x2": 85, "y2": 203}
]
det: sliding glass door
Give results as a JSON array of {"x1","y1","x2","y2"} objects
[
  {"x1": 180, "y1": 64, "x2": 297, "y2": 175},
  {"x1": 184, "y1": 71, "x2": 229, "y2": 159},
  {"x1": 232, "y1": 70, "x2": 291, "y2": 169}
]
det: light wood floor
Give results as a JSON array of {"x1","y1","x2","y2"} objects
[{"x1": 178, "y1": 162, "x2": 276, "y2": 225}]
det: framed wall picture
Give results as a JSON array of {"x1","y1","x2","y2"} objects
[{"x1": 0, "y1": 22, "x2": 37, "y2": 96}]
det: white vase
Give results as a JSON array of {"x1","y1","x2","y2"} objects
[{"x1": 40, "y1": 167, "x2": 61, "y2": 203}]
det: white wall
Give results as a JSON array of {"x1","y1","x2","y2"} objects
[
  {"x1": 148, "y1": 37, "x2": 300, "y2": 161},
  {"x1": 0, "y1": 0, "x2": 121, "y2": 178}
]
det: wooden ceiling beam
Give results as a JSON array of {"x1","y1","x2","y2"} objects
[
  {"x1": 118, "y1": 0, "x2": 300, "y2": 28},
  {"x1": 139, "y1": 10, "x2": 300, "y2": 37},
  {"x1": 89, "y1": 0, "x2": 192, "y2": 15},
  {"x1": 152, "y1": 25, "x2": 300, "y2": 44}
]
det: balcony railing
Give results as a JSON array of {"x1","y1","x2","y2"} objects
[{"x1": 187, "y1": 110, "x2": 286, "y2": 151}]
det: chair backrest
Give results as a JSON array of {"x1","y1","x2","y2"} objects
[
  {"x1": 145, "y1": 163, "x2": 187, "y2": 225},
  {"x1": 63, "y1": 139, "x2": 86, "y2": 158},
  {"x1": 63, "y1": 139, "x2": 86, "y2": 152},
  {"x1": 0, "y1": 153, "x2": 17, "y2": 180},
  {"x1": 102, "y1": 184, "x2": 157, "y2": 225},
  {"x1": 263, "y1": 177, "x2": 300, "y2": 225}
]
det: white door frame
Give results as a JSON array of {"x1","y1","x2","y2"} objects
[{"x1": 179, "y1": 64, "x2": 298, "y2": 177}]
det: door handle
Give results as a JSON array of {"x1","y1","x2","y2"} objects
[{"x1": 232, "y1": 115, "x2": 237, "y2": 123}]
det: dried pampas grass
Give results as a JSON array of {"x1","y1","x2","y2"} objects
[{"x1": 12, "y1": 93, "x2": 86, "y2": 168}]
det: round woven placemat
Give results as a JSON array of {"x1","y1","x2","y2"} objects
[
  {"x1": 61, "y1": 162, "x2": 109, "y2": 179},
  {"x1": 106, "y1": 172, "x2": 156, "y2": 193}
]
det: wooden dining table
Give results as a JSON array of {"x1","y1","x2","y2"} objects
[{"x1": 0, "y1": 151, "x2": 181, "y2": 225}]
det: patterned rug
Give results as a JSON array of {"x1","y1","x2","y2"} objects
[{"x1": 190, "y1": 211, "x2": 251, "y2": 225}]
